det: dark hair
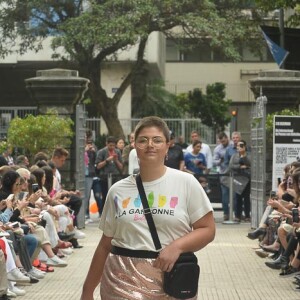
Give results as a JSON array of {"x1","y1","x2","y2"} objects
[
  {"x1": 42, "y1": 166, "x2": 54, "y2": 194},
  {"x1": 48, "y1": 161, "x2": 56, "y2": 171},
  {"x1": 52, "y1": 148, "x2": 69, "y2": 158},
  {"x1": 218, "y1": 132, "x2": 228, "y2": 140},
  {"x1": 33, "y1": 152, "x2": 49, "y2": 163},
  {"x1": 134, "y1": 116, "x2": 170, "y2": 142},
  {"x1": 31, "y1": 168, "x2": 45, "y2": 189},
  {"x1": 238, "y1": 140, "x2": 247, "y2": 147},
  {"x1": 192, "y1": 140, "x2": 202, "y2": 148},
  {"x1": 106, "y1": 136, "x2": 116, "y2": 144},
  {"x1": 0, "y1": 170, "x2": 20, "y2": 193},
  {"x1": 35, "y1": 160, "x2": 48, "y2": 168},
  {"x1": 0, "y1": 155, "x2": 8, "y2": 167}
]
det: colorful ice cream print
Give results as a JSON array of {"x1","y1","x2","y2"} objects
[
  {"x1": 134, "y1": 195, "x2": 142, "y2": 208},
  {"x1": 122, "y1": 197, "x2": 130, "y2": 208},
  {"x1": 170, "y1": 196, "x2": 178, "y2": 208},
  {"x1": 148, "y1": 191, "x2": 154, "y2": 208},
  {"x1": 158, "y1": 195, "x2": 167, "y2": 207}
]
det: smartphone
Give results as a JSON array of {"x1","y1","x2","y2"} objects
[
  {"x1": 32, "y1": 183, "x2": 39, "y2": 193},
  {"x1": 11, "y1": 222, "x2": 20, "y2": 229},
  {"x1": 292, "y1": 208, "x2": 299, "y2": 223},
  {"x1": 270, "y1": 191, "x2": 277, "y2": 199},
  {"x1": 7, "y1": 194, "x2": 15, "y2": 201},
  {"x1": 18, "y1": 191, "x2": 28, "y2": 200}
]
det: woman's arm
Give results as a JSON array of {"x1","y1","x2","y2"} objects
[
  {"x1": 81, "y1": 234, "x2": 113, "y2": 300},
  {"x1": 154, "y1": 211, "x2": 215, "y2": 272}
]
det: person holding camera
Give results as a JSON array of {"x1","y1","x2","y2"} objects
[
  {"x1": 184, "y1": 140, "x2": 207, "y2": 176},
  {"x1": 229, "y1": 140, "x2": 251, "y2": 222},
  {"x1": 81, "y1": 116, "x2": 215, "y2": 300}
]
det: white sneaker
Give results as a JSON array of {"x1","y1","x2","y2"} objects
[
  {"x1": 85, "y1": 218, "x2": 93, "y2": 224},
  {"x1": 46, "y1": 255, "x2": 68, "y2": 267},
  {"x1": 10, "y1": 285, "x2": 26, "y2": 296},
  {"x1": 7, "y1": 289, "x2": 17, "y2": 298},
  {"x1": 7, "y1": 268, "x2": 30, "y2": 283},
  {"x1": 73, "y1": 229, "x2": 86, "y2": 239},
  {"x1": 60, "y1": 248, "x2": 73, "y2": 255},
  {"x1": 32, "y1": 266, "x2": 46, "y2": 276},
  {"x1": 28, "y1": 268, "x2": 45, "y2": 279}
]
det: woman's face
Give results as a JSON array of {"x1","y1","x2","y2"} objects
[
  {"x1": 12, "y1": 177, "x2": 22, "y2": 194},
  {"x1": 193, "y1": 143, "x2": 201, "y2": 154},
  {"x1": 237, "y1": 142, "x2": 246, "y2": 153},
  {"x1": 135, "y1": 126, "x2": 169, "y2": 165},
  {"x1": 117, "y1": 139, "x2": 125, "y2": 150}
]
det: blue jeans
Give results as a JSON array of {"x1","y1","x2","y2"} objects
[
  {"x1": 221, "y1": 184, "x2": 229, "y2": 216},
  {"x1": 24, "y1": 234, "x2": 38, "y2": 259}
]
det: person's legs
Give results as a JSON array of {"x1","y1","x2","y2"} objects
[
  {"x1": 92, "y1": 177, "x2": 102, "y2": 215},
  {"x1": 85, "y1": 177, "x2": 93, "y2": 218},
  {"x1": 66, "y1": 195, "x2": 82, "y2": 227},
  {"x1": 235, "y1": 193, "x2": 242, "y2": 221},
  {"x1": 220, "y1": 184, "x2": 229, "y2": 218},
  {"x1": 242, "y1": 183, "x2": 251, "y2": 219},
  {"x1": 0, "y1": 250, "x2": 8, "y2": 297}
]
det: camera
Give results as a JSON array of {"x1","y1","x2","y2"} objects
[
  {"x1": 32, "y1": 183, "x2": 39, "y2": 193},
  {"x1": 292, "y1": 208, "x2": 299, "y2": 223}
]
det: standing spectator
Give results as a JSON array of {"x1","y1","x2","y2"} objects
[
  {"x1": 165, "y1": 132, "x2": 184, "y2": 171},
  {"x1": 122, "y1": 132, "x2": 134, "y2": 175},
  {"x1": 223, "y1": 131, "x2": 241, "y2": 168},
  {"x1": 2, "y1": 147, "x2": 14, "y2": 166},
  {"x1": 95, "y1": 136, "x2": 123, "y2": 209},
  {"x1": 116, "y1": 138, "x2": 125, "y2": 154},
  {"x1": 186, "y1": 130, "x2": 212, "y2": 174},
  {"x1": 184, "y1": 140, "x2": 207, "y2": 176},
  {"x1": 15, "y1": 155, "x2": 30, "y2": 168},
  {"x1": 84, "y1": 139, "x2": 102, "y2": 223},
  {"x1": 213, "y1": 132, "x2": 230, "y2": 221},
  {"x1": 175, "y1": 135, "x2": 188, "y2": 150},
  {"x1": 128, "y1": 148, "x2": 139, "y2": 175},
  {"x1": 229, "y1": 140, "x2": 251, "y2": 222}
]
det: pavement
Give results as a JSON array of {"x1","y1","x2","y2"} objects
[{"x1": 20, "y1": 212, "x2": 300, "y2": 300}]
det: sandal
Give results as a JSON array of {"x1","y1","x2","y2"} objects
[{"x1": 33, "y1": 259, "x2": 54, "y2": 272}]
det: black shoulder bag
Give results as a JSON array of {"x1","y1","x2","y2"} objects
[{"x1": 136, "y1": 174, "x2": 200, "y2": 299}]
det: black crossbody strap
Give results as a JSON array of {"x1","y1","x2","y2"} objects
[{"x1": 136, "y1": 174, "x2": 162, "y2": 251}]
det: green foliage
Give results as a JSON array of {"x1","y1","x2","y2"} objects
[
  {"x1": 7, "y1": 111, "x2": 74, "y2": 158},
  {"x1": 177, "y1": 83, "x2": 232, "y2": 131},
  {"x1": 132, "y1": 81, "x2": 183, "y2": 118}
]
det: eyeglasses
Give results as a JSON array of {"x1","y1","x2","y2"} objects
[
  {"x1": 15, "y1": 182, "x2": 21, "y2": 186},
  {"x1": 135, "y1": 136, "x2": 166, "y2": 149}
]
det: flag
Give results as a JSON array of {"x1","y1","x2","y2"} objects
[{"x1": 261, "y1": 30, "x2": 289, "y2": 68}]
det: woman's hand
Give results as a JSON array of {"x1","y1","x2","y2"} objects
[
  {"x1": 153, "y1": 244, "x2": 181, "y2": 272},
  {"x1": 17, "y1": 199, "x2": 29, "y2": 211}
]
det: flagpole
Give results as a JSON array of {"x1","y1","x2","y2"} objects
[{"x1": 279, "y1": 8, "x2": 285, "y2": 69}]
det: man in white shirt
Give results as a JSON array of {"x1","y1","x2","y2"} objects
[{"x1": 186, "y1": 130, "x2": 213, "y2": 174}]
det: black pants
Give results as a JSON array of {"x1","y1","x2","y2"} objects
[{"x1": 65, "y1": 194, "x2": 82, "y2": 227}]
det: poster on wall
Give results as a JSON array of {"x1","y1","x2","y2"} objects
[{"x1": 272, "y1": 115, "x2": 300, "y2": 191}]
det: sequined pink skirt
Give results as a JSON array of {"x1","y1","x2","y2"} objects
[{"x1": 100, "y1": 253, "x2": 198, "y2": 300}]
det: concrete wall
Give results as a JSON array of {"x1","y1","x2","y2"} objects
[{"x1": 165, "y1": 62, "x2": 277, "y2": 102}]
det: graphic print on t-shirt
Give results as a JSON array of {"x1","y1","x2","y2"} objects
[{"x1": 114, "y1": 191, "x2": 178, "y2": 219}]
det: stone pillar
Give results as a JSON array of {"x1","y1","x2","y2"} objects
[{"x1": 25, "y1": 69, "x2": 90, "y2": 228}]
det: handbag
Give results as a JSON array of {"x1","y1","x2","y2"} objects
[
  {"x1": 136, "y1": 175, "x2": 200, "y2": 299},
  {"x1": 233, "y1": 175, "x2": 249, "y2": 195}
]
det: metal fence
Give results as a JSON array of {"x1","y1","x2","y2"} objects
[
  {"x1": 86, "y1": 118, "x2": 216, "y2": 144},
  {"x1": 0, "y1": 107, "x2": 38, "y2": 139}
]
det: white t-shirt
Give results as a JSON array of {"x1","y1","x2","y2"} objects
[
  {"x1": 186, "y1": 143, "x2": 213, "y2": 169},
  {"x1": 128, "y1": 149, "x2": 139, "y2": 175},
  {"x1": 99, "y1": 167, "x2": 213, "y2": 251}
]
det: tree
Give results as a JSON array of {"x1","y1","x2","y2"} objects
[
  {"x1": 176, "y1": 83, "x2": 232, "y2": 131},
  {"x1": 255, "y1": 1, "x2": 300, "y2": 26},
  {"x1": 0, "y1": 0, "x2": 263, "y2": 137},
  {"x1": 7, "y1": 111, "x2": 74, "y2": 159}
]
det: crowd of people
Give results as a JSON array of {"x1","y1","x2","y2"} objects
[
  {"x1": 247, "y1": 160, "x2": 300, "y2": 291},
  {"x1": 0, "y1": 148, "x2": 85, "y2": 299}
]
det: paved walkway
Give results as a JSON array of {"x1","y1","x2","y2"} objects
[{"x1": 21, "y1": 215, "x2": 299, "y2": 300}]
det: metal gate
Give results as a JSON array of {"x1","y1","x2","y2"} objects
[
  {"x1": 75, "y1": 104, "x2": 87, "y2": 229},
  {"x1": 250, "y1": 95, "x2": 267, "y2": 228}
]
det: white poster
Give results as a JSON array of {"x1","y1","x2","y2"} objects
[{"x1": 272, "y1": 115, "x2": 300, "y2": 191}]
